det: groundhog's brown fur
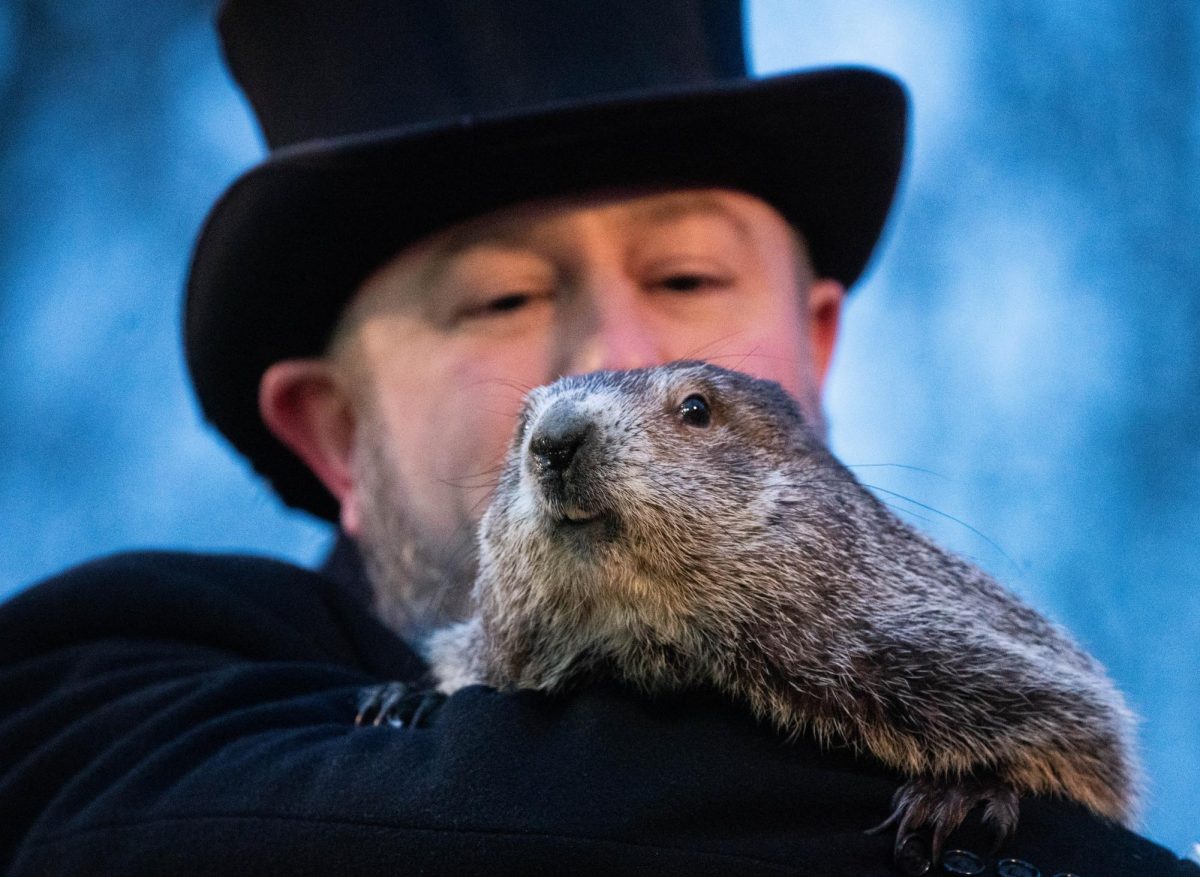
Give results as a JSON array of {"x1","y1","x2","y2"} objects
[{"x1": 423, "y1": 361, "x2": 1139, "y2": 858}]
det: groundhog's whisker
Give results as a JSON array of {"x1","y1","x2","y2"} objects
[
  {"x1": 465, "y1": 376, "x2": 539, "y2": 396},
  {"x1": 437, "y1": 466, "x2": 505, "y2": 490},
  {"x1": 703, "y1": 350, "x2": 807, "y2": 369},
  {"x1": 677, "y1": 332, "x2": 754, "y2": 362},
  {"x1": 859, "y1": 483, "x2": 1016, "y2": 569},
  {"x1": 466, "y1": 491, "x2": 498, "y2": 519},
  {"x1": 843, "y1": 462, "x2": 950, "y2": 481},
  {"x1": 876, "y1": 502, "x2": 939, "y2": 529},
  {"x1": 427, "y1": 528, "x2": 480, "y2": 611}
]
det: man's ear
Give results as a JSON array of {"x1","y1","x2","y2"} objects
[
  {"x1": 807, "y1": 278, "x2": 845, "y2": 388},
  {"x1": 259, "y1": 359, "x2": 362, "y2": 533}
]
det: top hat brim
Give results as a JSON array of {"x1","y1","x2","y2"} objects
[{"x1": 185, "y1": 66, "x2": 908, "y2": 521}]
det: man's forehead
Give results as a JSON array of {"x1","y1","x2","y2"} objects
[{"x1": 426, "y1": 187, "x2": 764, "y2": 261}]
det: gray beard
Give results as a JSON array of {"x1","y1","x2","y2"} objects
[{"x1": 352, "y1": 421, "x2": 478, "y2": 643}]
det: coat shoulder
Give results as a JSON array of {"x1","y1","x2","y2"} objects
[{"x1": 0, "y1": 549, "x2": 423, "y2": 676}]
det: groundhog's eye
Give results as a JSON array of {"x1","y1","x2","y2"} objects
[{"x1": 678, "y1": 394, "x2": 711, "y2": 428}]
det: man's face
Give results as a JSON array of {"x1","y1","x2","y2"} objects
[{"x1": 263, "y1": 188, "x2": 843, "y2": 631}]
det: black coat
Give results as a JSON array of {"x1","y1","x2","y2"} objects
[{"x1": 1, "y1": 551, "x2": 1194, "y2": 876}]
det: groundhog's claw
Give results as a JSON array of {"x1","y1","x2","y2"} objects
[
  {"x1": 355, "y1": 681, "x2": 412, "y2": 727},
  {"x1": 355, "y1": 682, "x2": 446, "y2": 728},
  {"x1": 869, "y1": 775, "x2": 1019, "y2": 866}
]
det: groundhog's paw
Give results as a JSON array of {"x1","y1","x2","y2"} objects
[
  {"x1": 355, "y1": 680, "x2": 449, "y2": 728},
  {"x1": 355, "y1": 681, "x2": 411, "y2": 726},
  {"x1": 354, "y1": 681, "x2": 448, "y2": 728},
  {"x1": 868, "y1": 775, "x2": 1019, "y2": 867}
]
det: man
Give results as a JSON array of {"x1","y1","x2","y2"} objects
[
  {"x1": 1, "y1": 1, "x2": 1194, "y2": 875},
  {"x1": 257, "y1": 187, "x2": 845, "y2": 640}
]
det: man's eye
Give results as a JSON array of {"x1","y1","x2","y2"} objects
[
  {"x1": 488, "y1": 293, "x2": 533, "y2": 312},
  {"x1": 464, "y1": 292, "x2": 537, "y2": 318},
  {"x1": 451, "y1": 289, "x2": 554, "y2": 327},
  {"x1": 657, "y1": 273, "x2": 729, "y2": 293}
]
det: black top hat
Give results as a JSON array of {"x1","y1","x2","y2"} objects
[{"x1": 185, "y1": 0, "x2": 908, "y2": 521}]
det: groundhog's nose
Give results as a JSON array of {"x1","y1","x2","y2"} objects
[{"x1": 529, "y1": 403, "x2": 594, "y2": 475}]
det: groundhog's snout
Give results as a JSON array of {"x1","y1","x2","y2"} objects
[
  {"x1": 525, "y1": 399, "x2": 607, "y2": 523},
  {"x1": 527, "y1": 400, "x2": 596, "y2": 477},
  {"x1": 529, "y1": 405, "x2": 592, "y2": 473}
]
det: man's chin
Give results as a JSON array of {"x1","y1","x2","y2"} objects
[{"x1": 352, "y1": 427, "x2": 479, "y2": 641}]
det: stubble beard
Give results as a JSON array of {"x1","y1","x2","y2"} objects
[{"x1": 352, "y1": 416, "x2": 478, "y2": 643}]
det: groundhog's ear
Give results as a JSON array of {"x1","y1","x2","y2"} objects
[
  {"x1": 808, "y1": 278, "x2": 845, "y2": 387},
  {"x1": 259, "y1": 359, "x2": 360, "y2": 532}
]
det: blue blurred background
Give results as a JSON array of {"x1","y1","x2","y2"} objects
[{"x1": 1, "y1": 0, "x2": 1196, "y2": 855}]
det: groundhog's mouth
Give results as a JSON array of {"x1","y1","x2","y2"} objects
[
  {"x1": 561, "y1": 503, "x2": 601, "y2": 524},
  {"x1": 534, "y1": 488, "x2": 617, "y2": 535},
  {"x1": 546, "y1": 503, "x2": 618, "y2": 539}
]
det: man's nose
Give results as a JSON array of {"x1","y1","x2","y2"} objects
[{"x1": 560, "y1": 280, "x2": 664, "y2": 374}]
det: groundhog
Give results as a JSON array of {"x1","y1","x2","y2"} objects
[{"x1": 370, "y1": 361, "x2": 1139, "y2": 863}]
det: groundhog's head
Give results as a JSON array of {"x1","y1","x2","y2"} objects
[{"x1": 474, "y1": 361, "x2": 854, "y2": 651}]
